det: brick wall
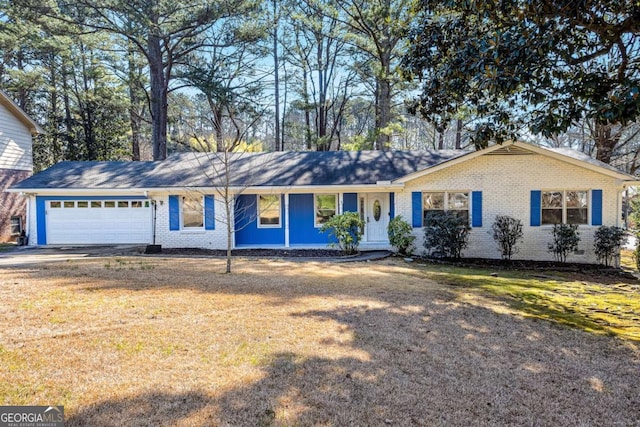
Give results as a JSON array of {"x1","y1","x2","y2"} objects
[
  {"x1": 399, "y1": 153, "x2": 622, "y2": 264},
  {"x1": 0, "y1": 169, "x2": 30, "y2": 242}
]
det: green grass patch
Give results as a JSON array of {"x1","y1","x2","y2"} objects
[{"x1": 421, "y1": 264, "x2": 640, "y2": 341}]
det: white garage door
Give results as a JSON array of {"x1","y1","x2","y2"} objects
[{"x1": 46, "y1": 199, "x2": 152, "y2": 245}]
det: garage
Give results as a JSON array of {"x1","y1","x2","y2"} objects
[{"x1": 45, "y1": 198, "x2": 152, "y2": 245}]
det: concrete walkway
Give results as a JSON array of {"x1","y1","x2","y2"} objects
[{"x1": 0, "y1": 245, "x2": 392, "y2": 268}]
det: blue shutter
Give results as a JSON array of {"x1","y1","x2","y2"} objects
[
  {"x1": 389, "y1": 192, "x2": 395, "y2": 219},
  {"x1": 592, "y1": 189, "x2": 602, "y2": 226},
  {"x1": 530, "y1": 190, "x2": 541, "y2": 226},
  {"x1": 343, "y1": 193, "x2": 358, "y2": 212},
  {"x1": 412, "y1": 192, "x2": 422, "y2": 227},
  {"x1": 169, "y1": 195, "x2": 180, "y2": 231},
  {"x1": 471, "y1": 191, "x2": 482, "y2": 227},
  {"x1": 204, "y1": 195, "x2": 215, "y2": 230}
]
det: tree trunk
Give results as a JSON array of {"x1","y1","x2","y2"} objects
[
  {"x1": 375, "y1": 74, "x2": 392, "y2": 150},
  {"x1": 593, "y1": 121, "x2": 620, "y2": 164},
  {"x1": 127, "y1": 43, "x2": 141, "y2": 161},
  {"x1": 272, "y1": 0, "x2": 281, "y2": 151},
  {"x1": 148, "y1": 33, "x2": 167, "y2": 160},
  {"x1": 455, "y1": 119, "x2": 462, "y2": 149}
]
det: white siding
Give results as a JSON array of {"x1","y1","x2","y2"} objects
[
  {"x1": 399, "y1": 153, "x2": 622, "y2": 264},
  {"x1": 0, "y1": 102, "x2": 33, "y2": 171}
]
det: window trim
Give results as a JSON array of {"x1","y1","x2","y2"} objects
[
  {"x1": 314, "y1": 193, "x2": 338, "y2": 228},
  {"x1": 422, "y1": 191, "x2": 470, "y2": 225},
  {"x1": 182, "y1": 195, "x2": 205, "y2": 230},
  {"x1": 541, "y1": 189, "x2": 589, "y2": 225},
  {"x1": 257, "y1": 194, "x2": 282, "y2": 228}
]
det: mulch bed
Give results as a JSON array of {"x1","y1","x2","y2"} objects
[{"x1": 157, "y1": 247, "x2": 346, "y2": 258}]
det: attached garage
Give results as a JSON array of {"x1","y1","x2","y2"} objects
[{"x1": 40, "y1": 197, "x2": 152, "y2": 245}]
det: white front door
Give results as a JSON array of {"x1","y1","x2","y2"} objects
[{"x1": 365, "y1": 193, "x2": 389, "y2": 242}]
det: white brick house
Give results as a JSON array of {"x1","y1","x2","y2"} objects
[{"x1": 9, "y1": 141, "x2": 638, "y2": 264}]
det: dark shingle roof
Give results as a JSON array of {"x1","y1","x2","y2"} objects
[{"x1": 11, "y1": 149, "x2": 468, "y2": 190}]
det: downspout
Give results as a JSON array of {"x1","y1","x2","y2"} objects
[{"x1": 152, "y1": 200, "x2": 157, "y2": 245}]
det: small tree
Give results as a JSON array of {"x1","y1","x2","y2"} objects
[
  {"x1": 594, "y1": 226, "x2": 626, "y2": 267},
  {"x1": 491, "y1": 215, "x2": 524, "y2": 260},
  {"x1": 423, "y1": 211, "x2": 471, "y2": 259},
  {"x1": 548, "y1": 224, "x2": 580, "y2": 263},
  {"x1": 320, "y1": 212, "x2": 364, "y2": 255},
  {"x1": 387, "y1": 216, "x2": 416, "y2": 256}
]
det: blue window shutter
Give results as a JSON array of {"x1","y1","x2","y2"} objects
[
  {"x1": 204, "y1": 195, "x2": 215, "y2": 230},
  {"x1": 472, "y1": 191, "x2": 482, "y2": 227},
  {"x1": 412, "y1": 192, "x2": 422, "y2": 227},
  {"x1": 169, "y1": 195, "x2": 180, "y2": 231},
  {"x1": 389, "y1": 192, "x2": 395, "y2": 219},
  {"x1": 343, "y1": 193, "x2": 358, "y2": 212},
  {"x1": 592, "y1": 189, "x2": 602, "y2": 226},
  {"x1": 530, "y1": 190, "x2": 541, "y2": 226}
]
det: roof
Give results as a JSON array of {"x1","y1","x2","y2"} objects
[
  {"x1": 10, "y1": 142, "x2": 636, "y2": 192},
  {"x1": 10, "y1": 149, "x2": 467, "y2": 190},
  {"x1": 0, "y1": 89, "x2": 44, "y2": 135}
]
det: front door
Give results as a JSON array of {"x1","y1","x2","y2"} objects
[{"x1": 365, "y1": 193, "x2": 389, "y2": 242}]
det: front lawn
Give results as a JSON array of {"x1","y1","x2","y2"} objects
[{"x1": 1, "y1": 257, "x2": 638, "y2": 426}]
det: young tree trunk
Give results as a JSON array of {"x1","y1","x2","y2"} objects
[
  {"x1": 375, "y1": 74, "x2": 392, "y2": 150},
  {"x1": 455, "y1": 119, "x2": 462, "y2": 149},
  {"x1": 127, "y1": 43, "x2": 142, "y2": 161}
]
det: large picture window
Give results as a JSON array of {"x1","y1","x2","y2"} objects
[
  {"x1": 542, "y1": 190, "x2": 588, "y2": 225},
  {"x1": 182, "y1": 196, "x2": 204, "y2": 228},
  {"x1": 258, "y1": 195, "x2": 281, "y2": 227},
  {"x1": 423, "y1": 191, "x2": 469, "y2": 223},
  {"x1": 315, "y1": 194, "x2": 337, "y2": 227}
]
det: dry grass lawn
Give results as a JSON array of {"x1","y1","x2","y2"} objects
[{"x1": 1, "y1": 256, "x2": 639, "y2": 426}]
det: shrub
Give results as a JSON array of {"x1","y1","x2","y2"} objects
[
  {"x1": 593, "y1": 226, "x2": 626, "y2": 267},
  {"x1": 319, "y1": 211, "x2": 364, "y2": 255},
  {"x1": 387, "y1": 216, "x2": 416, "y2": 256},
  {"x1": 547, "y1": 224, "x2": 580, "y2": 263},
  {"x1": 423, "y1": 211, "x2": 471, "y2": 259},
  {"x1": 491, "y1": 215, "x2": 523, "y2": 260},
  {"x1": 634, "y1": 243, "x2": 640, "y2": 271}
]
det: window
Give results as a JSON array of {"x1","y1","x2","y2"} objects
[
  {"x1": 104, "y1": 201, "x2": 115, "y2": 208},
  {"x1": 315, "y1": 194, "x2": 337, "y2": 226},
  {"x1": 258, "y1": 195, "x2": 281, "y2": 227},
  {"x1": 542, "y1": 190, "x2": 588, "y2": 225},
  {"x1": 182, "y1": 196, "x2": 204, "y2": 228},
  {"x1": 91, "y1": 201, "x2": 102, "y2": 208},
  {"x1": 77, "y1": 201, "x2": 89, "y2": 208},
  {"x1": 64, "y1": 201, "x2": 75, "y2": 208},
  {"x1": 10, "y1": 216, "x2": 22, "y2": 235},
  {"x1": 423, "y1": 191, "x2": 469, "y2": 223},
  {"x1": 50, "y1": 201, "x2": 61, "y2": 208},
  {"x1": 131, "y1": 201, "x2": 143, "y2": 208},
  {"x1": 118, "y1": 201, "x2": 129, "y2": 208}
]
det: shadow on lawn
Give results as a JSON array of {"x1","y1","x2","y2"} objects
[{"x1": 64, "y1": 300, "x2": 640, "y2": 426}]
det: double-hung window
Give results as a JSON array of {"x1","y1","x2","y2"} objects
[
  {"x1": 423, "y1": 191, "x2": 469, "y2": 223},
  {"x1": 541, "y1": 190, "x2": 588, "y2": 225},
  {"x1": 182, "y1": 195, "x2": 204, "y2": 228},
  {"x1": 315, "y1": 194, "x2": 337, "y2": 227},
  {"x1": 258, "y1": 195, "x2": 281, "y2": 227}
]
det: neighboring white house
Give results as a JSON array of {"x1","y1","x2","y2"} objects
[
  {"x1": 0, "y1": 89, "x2": 42, "y2": 243},
  {"x1": 9, "y1": 141, "x2": 638, "y2": 264}
]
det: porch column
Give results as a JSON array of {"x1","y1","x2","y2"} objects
[{"x1": 284, "y1": 193, "x2": 290, "y2": 248}]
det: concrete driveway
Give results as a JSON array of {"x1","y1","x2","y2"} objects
[{"x1": 0, "y1": 245, "x2": 144, "y2": 268}]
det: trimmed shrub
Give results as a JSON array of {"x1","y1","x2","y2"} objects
[
  {"x1": 593, "y1": 226, "x2": 626, "y2": 267},
  {"x1": 491, "y1": 215, "x2": 524, "y2": 260},
  {"x1": 423, "y1": 211, "x2": 471, "y2": 259},
  {"x1": 387, "y1": 216, "x2": 416, "y2": 256},
  {"x1": 548, "y1": 224, "x2": 580, "y2": 263},
  {"x1": 320, "y1": 211, "x2": 364, "y2": 255}
]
